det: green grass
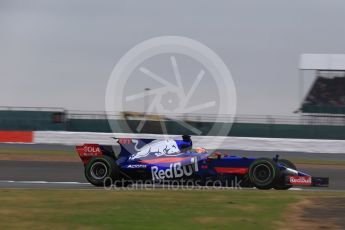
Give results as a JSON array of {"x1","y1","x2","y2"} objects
[
  {"x1": 0, "y1": 189, "x2": 344, "y2": 230},
  {"x1": 0, "y1": 148, "x2": 75, "y2": 156},
  {"x1": 291, "y1": 158, "x2": 345, "y2": 166}
]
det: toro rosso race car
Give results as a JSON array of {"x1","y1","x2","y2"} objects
[{"x1": 76, "y1": 135, "x2": 329, "y2": 189}]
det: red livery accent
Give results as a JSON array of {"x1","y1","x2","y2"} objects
[
  {"x1": 140, "y1": 157, "x2": 190, "y2": 164},
  {"x1": 215, "y1": 167, "x2": 248, "y2": 174},
  {"x1": 76, "y1": 144, "x2": 103, "y2": 164},
  {"x1": 288, "y1": 176, "x2": 312, "y2": 186}
]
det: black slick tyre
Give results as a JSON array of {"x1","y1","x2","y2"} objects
[
  {"x1": 274, "y1": 159, "x2": 297, "y2": 190},
  {"x1": 84, "y1": 156, "x2": 120, "y2": 187},
  {"x1": 248, "y1": 158, "x2": 280, "y2": 190}
]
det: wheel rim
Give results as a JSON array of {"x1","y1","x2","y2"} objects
[
  {"x1": 252, "y1": 164, "x2": 272, "y2": 184},
  {"x1": 90, "y1": 162, "x2": 108, "y2": 180}
]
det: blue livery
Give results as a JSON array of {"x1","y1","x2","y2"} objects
[{"x1": 76, "y1": 135, "x2": 329, "y2": 189}]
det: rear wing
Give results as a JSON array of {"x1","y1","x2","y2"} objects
[
  {"x1": 76, "y1": 144, "x2": 115, "y2": 165},
  {"x1": 75, "y1": 138, "x2": 154, "y2": 165},
  {"x1": 76, "y1": 135, "x2": 193, "y2": 164}
]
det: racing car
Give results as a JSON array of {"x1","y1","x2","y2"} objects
[{"x1": 76, "y1": 135, "x2": 329, "y2": 189}]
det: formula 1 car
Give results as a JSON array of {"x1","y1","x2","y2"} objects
[{"x1": 76, "y1": 135, "x2": 329, "y2": 189}]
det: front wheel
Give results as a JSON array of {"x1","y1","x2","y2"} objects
[
  {"x1": 85, "y1": 156, "x2": 120, "y2": 187},
  {"x1": 248, "y1": 158, "x2": 280, "y2": 190},
  {"x1": 274, "y1": 159, "x2": 297, "y2": 190}
]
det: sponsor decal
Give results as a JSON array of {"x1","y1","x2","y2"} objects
[
  {"x1": 215, "y1": 167, "x2": 248, "y2": 174},
  {"x1": 289, "y1": 176, "x2": 312, "y2": 186},
  {"x1": 79, "y1": 144, "x2": 102, "y2": 157},
  {"x1": 127, "y1": 165, "x2": 147, "y2": 169},
  {"x1": 151, "y1": 157, "x2": 198, "y2": 180},
  {"x1": 129, "y1": 139, "x2": 181, "y2": 160}
]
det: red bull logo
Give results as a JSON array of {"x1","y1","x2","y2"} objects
[
  {"x1": 151, "y1": 157, "x2": 198, "y2": 180},
  {"x1": 289, "y1": 176, "x2": 312, "y2": 185}
]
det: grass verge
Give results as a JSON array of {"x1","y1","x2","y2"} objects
[
  {"x1": 0, "y1": 148, "x2": 79, "y2": 161},
  {"x1": 291, "y1": 158, "x2": 345, "y2": 166},
  {"x1": 0, "y1": 148, "x2": 75, "y2": 156},
  {"x1": 0, "y1": 189, "x2": 344, "y2": 229}
]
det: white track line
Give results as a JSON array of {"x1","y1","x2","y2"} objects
[
  {"x1": 0, "y1": 180, "x2": 90, "y2": 185},
  {"x1": 0, "y1": 180, "x2": 308, "y2": 190}
]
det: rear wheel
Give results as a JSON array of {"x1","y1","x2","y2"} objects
[
  {"x1": 248, "y1": 158, "x2": 280, "y2": 190},
  {"x1": 274, "y1": 159, "x2": 297, "y2": 190},
  {"x1": 85, "y1": 156, "x2": 120, "y2": 187}
]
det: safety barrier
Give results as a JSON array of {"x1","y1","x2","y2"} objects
[
  {"x1": 32, "y1": 131, "x2": 345, "y2": 154},
  {"x1": 0, "y1": 131, "x2": 33, "y2": 143},
  {"x1": 0, "y1": 131, "x2": 343, "y2": 154}
]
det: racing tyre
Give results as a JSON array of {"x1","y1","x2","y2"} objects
[
  {"x1": 85, "y1": 156, "x2": 120, "y2": 187},
  {"x1": 248, "y1": 158, "x2": 280, "y2": 190},
  {"x1": 274, "y1": 159, "x2": 297, "y2": 190}
]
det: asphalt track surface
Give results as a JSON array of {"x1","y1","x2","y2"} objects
[
  {"x1": 0, "y1": 144, "x2": 344, "y2": 191},
  {"x1": 0, "y1": 160, "x2": 344, "y2": 191}
]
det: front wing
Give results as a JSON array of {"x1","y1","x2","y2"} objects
[{"x1": 285, "y1": 176, "x2": 329, "y2": 187}]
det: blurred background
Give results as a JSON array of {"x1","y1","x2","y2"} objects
[{"x1": 0, "y1": 0, "x2": 345, "y2": 138}]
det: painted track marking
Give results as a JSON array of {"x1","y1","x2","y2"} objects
[{"x1": 0, "y1": 180, "x2": 90, "y2": 185}]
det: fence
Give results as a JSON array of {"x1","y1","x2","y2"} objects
[{"x1": 1, "y1": 108, "x2": 345, "y2": 139}]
